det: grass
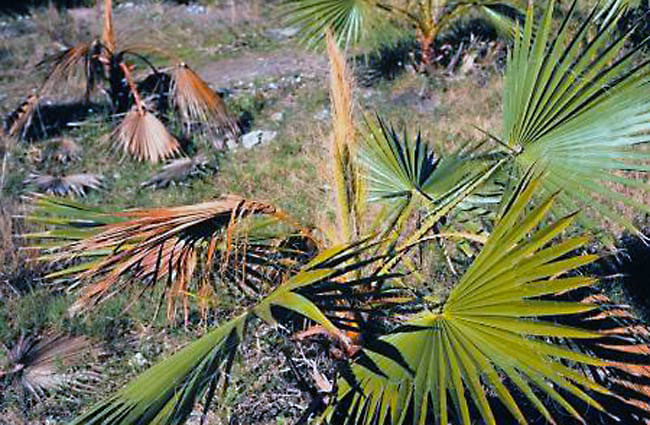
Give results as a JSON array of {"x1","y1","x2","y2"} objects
[{"x1": 1, "y1": 0, "x2": 649, "y2": 424}]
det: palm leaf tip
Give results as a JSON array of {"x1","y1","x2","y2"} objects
[
  {"x1": 171, "y1": 63, "x2": 240, "y2": 140},
  {"x1": 111, "y1": 107, "x2": 181, "y2": 163}
]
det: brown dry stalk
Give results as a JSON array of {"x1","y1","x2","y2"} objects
[{"x1": 102, "y1": 0, "x2": 115, "y2": 53}]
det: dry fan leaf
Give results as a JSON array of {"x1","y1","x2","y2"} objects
[
  {"x1": 171, "y1": 63, "x2": 239, "y2": 139},
  {"x1": 1, "y1": 334, "x2": 102, "y2": 400},
  {"x1": 6, "y1": 94, "x2": 39, "y2": 138},
  {"x1": 111, "y1": 108, "x2": 181, "y2": 163},
  {"x1": 141, "y1": 154, "x2": 215, "y2": 188},
  {"x1": 51, "y1": 137, "x2": 82, "y2": 163},
  {"x1": 24, "y1": 173, "x2": 104, "y2": 197}
]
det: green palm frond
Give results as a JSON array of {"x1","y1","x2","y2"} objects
[
  {"x1": 325, "y1": 173, "x2": 646, "y2": 425},
  {"x1": 502, "y1": 0, "x2": 650, "y2": 237},
  {"x1": 68, "y1": 241, "x2": 393, "y2": 425},
  {"x1": 284, "y1": 0, "x2": 389, "y2": 48}
]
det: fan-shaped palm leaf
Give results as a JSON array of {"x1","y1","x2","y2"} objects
[
  {"x1": 285, "y1": 0, "x2": 382, "y2": 48},
  {"x1": 326, "y1": 173, "x2": 650, "y2": 425},
  {"x1": 171, "y1": 63, "x2": 239, "y2": 140},
  {"x1": 2, "y1": 333, "x2": 102, "y2": 401},
  {"x1": 111, "y1": 107, "x2": 181, "y2": 163},
  {"x1": 502, "y1": 0, "x2": 650, "y2": 236}
]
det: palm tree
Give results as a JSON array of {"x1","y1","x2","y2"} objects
[
  {"x1": 6, "y1": 0, "x2": 239, "y2": 162},
  {"x1": 285, "y1": 0, "x2": 525, "y2": 67},
  {"x1": 20, "y1": 1, "x2": 650, "y2": 424}
]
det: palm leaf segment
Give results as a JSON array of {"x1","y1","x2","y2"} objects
[
  {"x1": 68, "y1": 241, "x2": 391, "y2": 425},
  {"x1": 326, "y1": 175, "x2": 632, "y2": 425},
  {"x1": 503, "y1": 0, "x2": 650, "y2": 235},
  {"x1": 24, "y1": 194, "x2": 314, "y2": 317}
]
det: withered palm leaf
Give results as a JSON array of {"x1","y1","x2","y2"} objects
[
  {"x1": 6, "y1": 94, "x2": 39, "y2": 138},
  {"x1": 111, "y1": 108, "x2": 181, "y2": 163},
  {"x1": 50, "y1": 137, "x2": 83, "y2": 163},
  {"x1": 24, "y1": 173, "x2": 104, "y2": 197},
  {"x1": 141, "y1": 154, "x2": 215, "y2": 189},
  {"x1": 171, "y1": 63, "x2": 239, "y2": 139},
  {"x1": 2, "y1": 334, "x2": 102, "y2": 401},
  {"x1": 25, "y1": 195, "x2": 311, "y2": 317},
  {"x1": 38, "y1": 41, "x2": 102, "y2": 97}
]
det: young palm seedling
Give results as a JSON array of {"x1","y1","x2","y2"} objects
[
  {"x1": 285, "y1": 0, "x2": 525, "y2": 67},
  {"x1": 5, "y1": 0, "x2": 239, "y2": 162}
]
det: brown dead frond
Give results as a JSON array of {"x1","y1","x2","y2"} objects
[
  {"x1": 24, "y1": 173, "x2": 104, "y2": 197},
  {"x1": 6, "y1": 94, "x2": 39, "y2": 138},
  {"x1": 1, "y1": 333, "x2": 102, "y2": 400},
  {"x1": 50, "y1": 137, "x2": 82, "y2": 163},
  {"x1": 34, "y1": 196, "x2": 286, "y2": 316},
  {"x1": 171, "y1": 63, "x2": 239, "y2": 139},
  {"x1": 38, "y1": 42, "x2": 99, "y2": 97},
  {"x1": 141, "y1": 153, "x2": 215, "y2": 188},
  {"x1": 111, "y1": 107, "x2": 181, "y2": 163},
  {"x1": 326, "y1": 31, "x2": 364, "y2": 243}
]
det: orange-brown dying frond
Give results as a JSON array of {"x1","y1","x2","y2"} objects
[
  {"x1": 39, "y1": 42, "x2": 95, "y2": 96},
  {"x1": 7, "y1": 94, "x2": 39, "y2": 138},
  {"x1": 111, "y1": 108, "x2": 181, "y2": 163},
  {"x1": 45, "y1": 196, "x2": 282, "y2": 315},
  {"x1": 171, "y1": 63, "x2": 239, "y2": 138}
]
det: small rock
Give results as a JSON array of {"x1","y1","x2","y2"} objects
[
  {"x1": 241, "y1": 130, "x2": 277, "y2": 149},
  {"x1": 314, "y1": 108, "x2": 330, "y2": 121},
  {"x1": 271, "y1": 112, "x2": 284, "y2": 122},
  {"x1": 130, "y1": 352, "x2": 148, "y2": 369},
  {"x1": 265, "y1": 27, "x2": 300, "y2": 41}
]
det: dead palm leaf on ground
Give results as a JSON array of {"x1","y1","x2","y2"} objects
[
  {"x1": 24, "y1": 173, "x2": 104, "y2": 197},
  {"x1": 1, "y1": 333, "x2": 102, "y2": 401},
  {"x1": 141, "y1": 154, "x2": 215, "y2": 189},
  {"x1": 50, "y1": 137, "x2": 82, "y2": 163}
]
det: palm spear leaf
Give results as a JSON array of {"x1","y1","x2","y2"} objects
[
  {"x1": 502, "y1": 0, "x2": 650, "y2": 236},
  {"x1": 24, "y1": 195, "x2": 312, "y2": 317},
  {"x1": 23, "y1": 173, "x2": 104, "y2": 197},
  {"x1": 68, "y1": 241, "x2": 391, "y2": 425},
  {"x1": 327, "y1": 31, "x2": 364, "y2": 243},
  {"x1": 326, "y1": 174, "x2": 645, "y2": 425},
  {"x1": 111, "y1": 107, "x2": 181, "y2": 163},
  {"x1": 102, "y1": 0, "x2": 116, "y2": 54},
  {"x1": 171, "y1": 63, "x2": 239, "y2": 140}
]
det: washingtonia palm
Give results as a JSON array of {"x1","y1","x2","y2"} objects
[{"x1": 19, "y1": 1, "x2": 650, "y2": 424}]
